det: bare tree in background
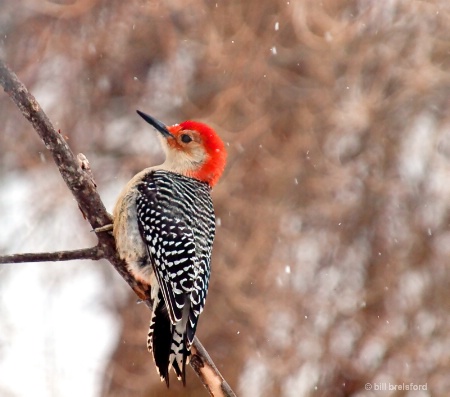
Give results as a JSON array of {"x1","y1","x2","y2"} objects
[{"x1": 1, "y1": 0, "x2": 450, "y2": 396}]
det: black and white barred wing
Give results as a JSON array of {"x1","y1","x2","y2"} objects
[{"x1": 135, "y1": 170, "x2": 215, "y2": 327}]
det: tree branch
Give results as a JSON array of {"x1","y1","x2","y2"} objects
[
  {"x1": 0, "y1": 59, "x2": 236, "y2": 397},
  {"x1": 0, "y1": 246, "x2": 103, "y2": 264},
  {"x1": 192, "y1": 338, "x2": 237, "y2": 397},
  {"x1": 0, "y1": 59, "x2": 143, "y2": 295}
]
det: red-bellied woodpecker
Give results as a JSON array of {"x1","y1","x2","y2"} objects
[{"x1": 113, "y1": 110, "x2": 226, "y2": 385}]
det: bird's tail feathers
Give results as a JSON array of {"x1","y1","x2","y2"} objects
[{"x1": 147, "y1": 292, "x2": 190, "y2": 386}]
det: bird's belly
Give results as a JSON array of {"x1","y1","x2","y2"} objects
[{"x1": 114, "y1": 191, "x2": 154, "y2": 284}]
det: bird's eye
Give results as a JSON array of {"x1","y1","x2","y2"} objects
[{"x1": 180, "y1": 134, "x2": 192, "y2": 143}]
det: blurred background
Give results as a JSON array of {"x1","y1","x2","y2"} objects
[{"x1": 1, "y1": 0, "x2": 450, "y2": 396}]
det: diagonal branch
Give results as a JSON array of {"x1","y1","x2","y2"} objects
[
  {"x1": 0, "y1": 59, "x2": 236, "y2": 397},
  {"x1": 191, "y1": 337, "x2": 238, "y2": 397},
  {"x1": 0, "y1": 61, "x2": 109, "y2": 232},
  {"x1": 0, "y1": 59, "x2": 142, "y2": 294}
]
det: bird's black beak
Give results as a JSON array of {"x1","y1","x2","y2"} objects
[{"x1": 136, "y1": 110, "x2": 175, "y2": 139}]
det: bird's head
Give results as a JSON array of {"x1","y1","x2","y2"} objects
[{"x1": 137, "y1": 110, "x2": 227, "y2": 187}]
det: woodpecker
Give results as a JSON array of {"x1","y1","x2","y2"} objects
[{"x1": 113, "y1": 110, "x2": 226, "y2": 385}]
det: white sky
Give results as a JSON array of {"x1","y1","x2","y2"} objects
[{"x1": 0, "y1": 172, "x2": 127, "y2": 397}]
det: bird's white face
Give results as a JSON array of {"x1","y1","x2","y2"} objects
[{"x1": 160, "y1": 129, "x2": 208, "y2": 176}]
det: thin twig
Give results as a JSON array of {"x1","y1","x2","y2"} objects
[{"x1": 0, "y1": 246, "x2": 103, "y2": 264}]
